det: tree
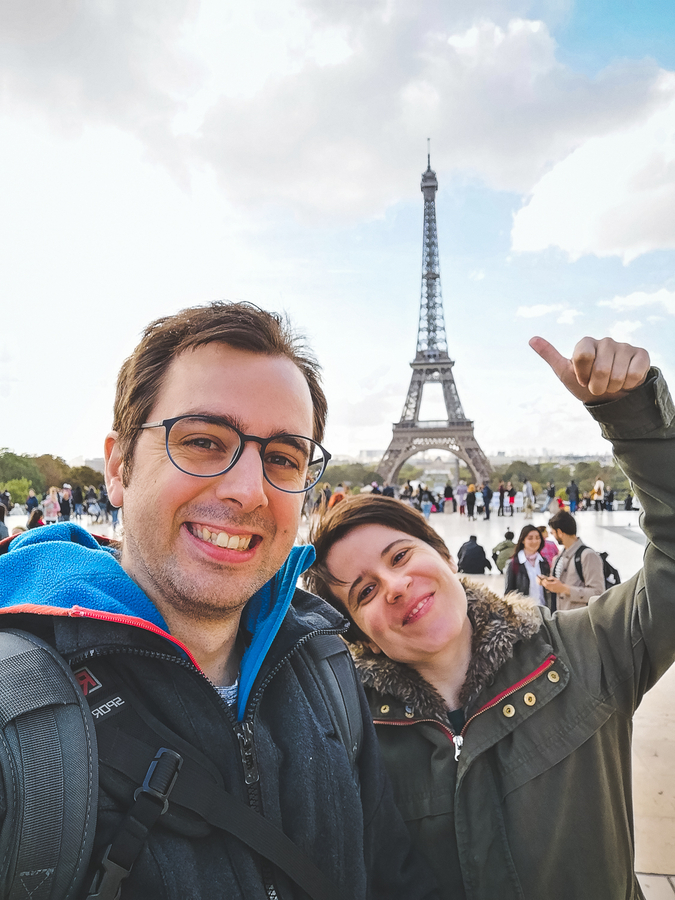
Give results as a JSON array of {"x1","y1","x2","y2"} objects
[
  {"x1": 324, "y1": 462, "x2": 382, "y2": 488},
  {"x1": 31, "y1": 455, "x2": 71, "y2": 493},
  {"x1": 69, "y1": 466, "x2": 105, "y2": 489},
  {"x1": 0, "y1": 478, "x2": 32, "y2": 506},
  {"x1": 398, "y1": 463, "x2": 425, "y2": 484},
  {"x1": 0, "y1": 450, "x2": 45, "y2": 494}
]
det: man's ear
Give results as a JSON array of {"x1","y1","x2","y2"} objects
[{"x1": 105, "y1": 432, "x2": 125, "y2": 507}]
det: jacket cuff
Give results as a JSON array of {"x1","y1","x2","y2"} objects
[{"x1": 585, "y1": 368, "x2": 675, "y2": 441}]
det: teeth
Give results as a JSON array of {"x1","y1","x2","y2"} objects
[{"x1": 193, "y1": 526, "x2": 252, "y2": 551}]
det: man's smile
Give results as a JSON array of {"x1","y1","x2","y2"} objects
[{"x1": 186, "y1": 523, "x2": 260, "y2": 551}]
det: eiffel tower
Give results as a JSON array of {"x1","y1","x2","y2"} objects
[{"x1": 377, "y1": 149, "x2": 491, "y2": 486}]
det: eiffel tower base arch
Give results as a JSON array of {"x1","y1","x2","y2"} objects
[{"x1": 377, "y1": 425, "x2": 491, "y2": 487}]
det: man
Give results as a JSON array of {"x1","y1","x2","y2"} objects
[
  {"x1": 0, "y1": 302, "x2": 436, "y2": 900},
  {"x1": 566, "y1": 478, "x2": 579, "y2": 514},
  {"x1": 540, "y1": 509, "x2": 605, "y2": 610},
  {"x1": 541, "y1": 481, "x2": 556, "y2": 513},
  {"x1": 59, "y1": 483, "x2": 72, "y2": 522},
  {"x1": 457, "y1": 534, "x2": 492, "y2": 574},
  {"x1": 482, "y1": 481, "x2": 493, "y2": 520}
]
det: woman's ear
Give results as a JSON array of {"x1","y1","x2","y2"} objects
[{"x1": 365, "y1": 640, "x2": 383, "y2": 655}]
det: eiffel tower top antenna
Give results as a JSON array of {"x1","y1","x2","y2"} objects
[{"x1": 416, "y1": 139, "x2": 448, "y2": 363}]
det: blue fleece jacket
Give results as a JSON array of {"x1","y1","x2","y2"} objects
[{"x1": 0, "y1": 523, "x2": 315, "y2": 720}]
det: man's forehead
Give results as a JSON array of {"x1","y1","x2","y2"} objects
[{"x1": 154, "y1": 343, "x2": 313, "y2": 428}]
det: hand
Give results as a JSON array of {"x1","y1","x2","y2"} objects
[
  {"x1": 539, "y1": 575, "x2": 570, "y2": 596},
  {"x1": 529, "y1": 336, "x2": 650, "y2": 404}
]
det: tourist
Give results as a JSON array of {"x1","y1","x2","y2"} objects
[
  {"x1": 455, "y1": 480, "x2": 467, "y2": 515},
  {"x1": 492, "y1": 529, "x2": 516, "y2": 573},
  {"x1": 504, "y1": 525, "x2": 552, "y2": 607},
  {"x1": 466, "y1": 483, "x2": 476, "y2": 520},
  {"x1": 305, "y1": 334, "x2": 672, "y2": 900}
]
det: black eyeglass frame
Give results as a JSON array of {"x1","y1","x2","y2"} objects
[{"x1": 139, "y1": 414, "x2": 332, "y2": 494}]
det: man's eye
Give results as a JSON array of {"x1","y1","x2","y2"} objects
[
  {"x1": 265, "y1": 453, "x2": 299, "y2": 470},
  {"x1": 186, "y1": 436, "x2": 220, "y2": 451}
]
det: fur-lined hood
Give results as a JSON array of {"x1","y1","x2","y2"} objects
[{"x1": 352, "y1": 578, "x2": 542, "y2": 720}]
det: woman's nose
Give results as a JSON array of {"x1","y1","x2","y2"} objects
[{"x1": 384, "y1": 575, "x2": 409, "y2": 604}]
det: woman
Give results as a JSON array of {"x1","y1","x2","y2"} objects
[
  {"x1": 537, "y1": 525, "x2": 559, "y2": 566},
  {"x1": 26, "y1": 508, "x2": 45, "y2": 529},
  {"x1": 455, "y1": 481, "x2": 467, "y2": 515},
  {"x1": 507, "y1": 480, "x2": 516, "y2": 515},
  {"x1": 503, "y1": 525, "x2": 551, "y2": 607},
  {"x1": 42, "y1": 487, "x2": 60, "y2": 525},
  {"x1": 465, "y1": 483, "x2": 476, "y2": 520},
  {"x1": 304, "y1": 334, "x2": 674, "y2": 900}
]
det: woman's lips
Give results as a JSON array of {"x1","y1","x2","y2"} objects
[{"x1": 402, "y1": 593, "x2": 433, "y2": 625}]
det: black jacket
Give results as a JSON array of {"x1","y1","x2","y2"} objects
[
  {"x1": 457, "y1": 540, "x2": 491, "y2": 574},
  {"x1": 504, "y1": 554, "x2": 552, "y2": 606}
]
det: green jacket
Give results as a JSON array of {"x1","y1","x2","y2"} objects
[{"x1": 354, "y1": 369, "x2": 675, "y2": 900}]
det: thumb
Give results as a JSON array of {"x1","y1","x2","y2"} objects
[{"x1": 528, "y1": 336, "x2": 570, "y2": 379}]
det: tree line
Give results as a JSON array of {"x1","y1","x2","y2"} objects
[{"x1": 0, "y1": 450, "x2": 104, "y2": 506}]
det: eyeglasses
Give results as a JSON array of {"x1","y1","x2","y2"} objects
[{"x1": 139, "y1": 415, "x2": 331, "y2": 494}]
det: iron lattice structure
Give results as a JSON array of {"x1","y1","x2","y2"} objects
[{"x1": 378, "y1": 153, "x2": 491, "y2": 486}]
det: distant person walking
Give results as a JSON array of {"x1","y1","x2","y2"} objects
[
  {"x1": 466, "y1": 484, "x2": 477, "y2": 520},
  {"x1": 593, "y1": 476, "x2": 605, "y2": 511},
  {"x1": 482, "y1": 482, "x2": 493, "y2": 520},
  {"x1": 566, "y1": 479, "x2": 580, "y2": 514},
  {"x1": 539, "y1": 510, "x2": 605, "y2": 610},
  {"x1": 497, "y1": 480, "x2": 506, "y2": 516},
  {"x1": 456, "y1": 480, "x2": 467, "y2": 515},
  {"x1": 523, "y1": 479, "x2": 535, "y2": 519},
  {"x1": 541, "y1": 482, "x2": 556, "y2": 513},
  {"x1": 507, "y1": 481, "x2": 516, "y2": 516}
]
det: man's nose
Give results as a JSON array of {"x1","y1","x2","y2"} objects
[{"x1": 213, "y1": 443, "x2": 269, "y2": 511}]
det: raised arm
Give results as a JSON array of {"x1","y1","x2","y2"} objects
[{"x1": 531, "y1": 335, "x2": 675, "y2": 691}]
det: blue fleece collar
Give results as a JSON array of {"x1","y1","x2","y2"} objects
[{"x1": 0, "y1": 523, "x2": 316, "y2": 721}]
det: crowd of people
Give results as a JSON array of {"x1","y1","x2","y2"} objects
[{"x1": 0, "y1": 482, "x2": 120, "y2": 535}]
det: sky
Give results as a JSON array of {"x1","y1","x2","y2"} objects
[{"x1": 1, "y1": 0, "x2": 674, "y2": 466}]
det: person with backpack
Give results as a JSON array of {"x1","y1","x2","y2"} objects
[
  {"x1": 0, "y1": 302, "x2": 437, "y2": 900},
  {"x1": 541, "y1": 509, "x2": 605, "y2": 610}
]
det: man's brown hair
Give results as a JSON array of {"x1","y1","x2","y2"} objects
[
  {"x1": 548, "y1": 510, "x2": 577, "y2": 536},
  {"x1": 113, "y1": 301, "x2": 327, "y2": 484},
  {"x1": 305, "y1": 494, "x2": 452, "y2": 642}
]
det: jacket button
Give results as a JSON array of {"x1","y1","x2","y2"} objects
[
  {"x1": 503, "y1": 704, "x2": 516, "y2": 718},
  {"x1": 405, "y1": 710, "x2": 414, "y2": 719},
  {"x1": 548, "y1": 671, "x2": 560, "y2": 683},
  {"x1": 380, "y1": 705, "x2": 390, "y2": 714},
  {"x1": 523, "y1": 692, "x2": 536, "y2": 706}
]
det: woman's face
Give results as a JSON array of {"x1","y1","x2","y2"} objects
[
  {"x1": 325, "y1": 524, "x2": 469, "y2": 667},
  {"x1": 523, "y1": 530, "x2": 542, "y2": 555}
]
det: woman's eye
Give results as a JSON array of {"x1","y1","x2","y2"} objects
[
  {"x1": 357, "y1": 584, "x2": 375, "y2": 604},
  {"x1": 393, "y1": 549, "x2": 410, "y2": 564}
]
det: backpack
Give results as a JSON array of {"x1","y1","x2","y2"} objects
[
  {"x1": 573, "y1": 545, "x2": 621, "y2": 591},
  {"x1": 0, "y1": 628, "x2": 362, "y2": 900}
]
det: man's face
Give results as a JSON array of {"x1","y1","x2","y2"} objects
[{"x1": 106, "y1": 344, "x2": 314, "y2": 624}]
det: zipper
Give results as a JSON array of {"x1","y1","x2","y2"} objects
[
  {"x1": 374, "y1": 653, "x2": 558, "y2": 761},
  {"x1": 71, "y1": 625, "x2": 346, "y2": 899}
]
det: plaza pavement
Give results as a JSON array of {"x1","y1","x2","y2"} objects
[{"x1": 7, "y1": 505, "x2": 674, "y2": 895}]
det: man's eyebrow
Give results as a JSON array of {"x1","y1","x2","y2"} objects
[
  {"x1": 347, "y1": 539, "x2": 410, "y2": 605},
  {"x1": 180, "y1": 411, "x2": 246, "y2": 431}
]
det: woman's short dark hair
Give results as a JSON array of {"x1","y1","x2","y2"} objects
[
  {"x1": 304, "y1": 494, "x2": 453, "y2": 642},
  {"x1": 514, "y1": 524, "x2": 544, "y2": 557}
]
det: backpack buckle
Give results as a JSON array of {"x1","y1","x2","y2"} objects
[
  {"x1": 133, "y1": 747, "x2": 183, "y2": 814},
  {"x1": 86, "y1": 844, "x2": 131, "y2": 900}
]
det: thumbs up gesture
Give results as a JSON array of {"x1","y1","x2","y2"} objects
[{"x1": 529, "y1": 336, "x2": 651, "y2": 405}]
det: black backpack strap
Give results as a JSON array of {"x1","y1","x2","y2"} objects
[
  {"x1": 0, "y1": 629, "x2": 98, "y2": 900},
  {"x1": 96, "y1": 728, "x2": 346, "y2": 900},
  {"x1": 573, "y1": 544, "x2": 590, "y2": 582},
  {"x1": 297, "y1": 633, "x2": 363, "y2": 776}
]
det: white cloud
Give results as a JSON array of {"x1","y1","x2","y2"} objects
[
  {"x1": 609, "y1": 320, "x2": 643, "y2": 342},
  {"x1": 599, "y1": 288, "x2": 675, "y2": 315},
  {"x1": 511, "y1": 78, "x2": 675, "y2": 262},
  {"x1": 468, "y1": 269, "x2": 486, "y2": 281},
  {"x1": 556, "y1": 309, "x2": 582, "y2": 324},
  {"x1": 516, "y1": 303, "x2": 563, "y2": 317}
]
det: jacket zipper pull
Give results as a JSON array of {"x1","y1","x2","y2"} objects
[
  {"x1": 453, "y1": 734, "x2": 463, "y2": 761},
  {"x1": 236, "y1": 721, "x2": 260, "y2": 785}
]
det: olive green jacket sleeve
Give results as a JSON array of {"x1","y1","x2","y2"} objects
[{"x1": 583, "y1": 367, "x2": 675, "y2": 699}]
